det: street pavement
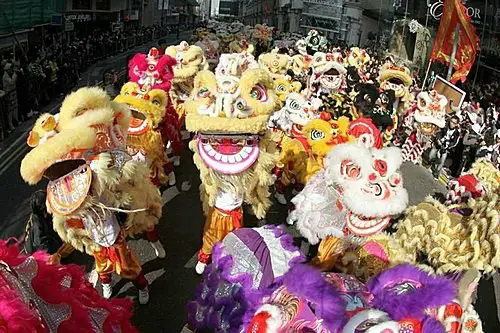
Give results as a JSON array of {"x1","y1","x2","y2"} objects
[{"x1": 0, "y1": 36, "x2": 498, "y2": 332}]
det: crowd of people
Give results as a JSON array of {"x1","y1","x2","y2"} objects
[
  {"x1": 0, "y1": 20, "x2": 498, "y2": 333},
  {"x1": 0, "y1": 24, "x2": 171, "y2": 141}
]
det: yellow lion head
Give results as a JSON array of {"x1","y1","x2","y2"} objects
[
  {"x1": 273, "y1": 76, "x2": 302, "y2": 103},
  {"x1": 258, "y1": 52, "x2": 290, "y2": 79},
  {"x1": 165, "y1": 41, "x2": 208, "y2": 83},
  {"x1": 185, "y1": 54, "x2": 279, "y2": 134},
  {"x1": 185, "y1": 54, "x2": 280, "y2": 218},
  {"x1": 115, "y1": 82, "x2": 167, "y2": 134}
]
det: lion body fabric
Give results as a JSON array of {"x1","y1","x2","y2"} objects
[
  {"x1": 394, "y1": 193, "x2": 500, "y2": 275},
  {"x1": 21, "y1": 88, "x2": 162, "y2": 255}
]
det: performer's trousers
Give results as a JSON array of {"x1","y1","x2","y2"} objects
[
  {"x1": 145, "y1": 227, "x2": 159, "y2": 242},
  {"x1": 197, "y1": 207, "x2": 243, "y2": 264},
  {"x1": 93, "y1": 233, "x2": 148, "y2": 290},
  {"x1": 311, "y1": 236, "x2": 344, "y2": 271}
]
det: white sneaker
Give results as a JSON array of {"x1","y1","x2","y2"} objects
[
  {"x1": 172, "y1": 156, "x2": 181, "y2": 166},
  {"x1": 274, "y1": 192, "x2": 287, "y2": 205},
  {"x1": 180, "y1": 324, "x2": 195, "y2": 333},
  {"x1": 138, "y1": 287, "x2": 150, "y2": 305},
  {"x1": 151, "y1": 240, "x2": 166, "y2": 258},
  {"x1": 168, "y1": 171, "x2": 176, "y2": 186},
  {"x1": 102, "y1": 283, "x2": 113, "y2": 299},
  {"x1": 87, "y1": 269, "x2": 98, "y2": 288},
  {"x1": 195, "y1": 261, "x2": 207, "y2": 275}
]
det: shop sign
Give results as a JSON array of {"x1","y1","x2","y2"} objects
[
  {"x1": 429, "y1": 0, "x2": 481, "y2": 21},
  {"x1": 65, "y1": 14, "x2": 93, "y2": 22}
]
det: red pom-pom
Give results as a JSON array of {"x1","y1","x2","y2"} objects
[
  {"x1": 320, "y1": 112, "x2": 331, "y2": 121},
  {"x1": 247, "y1": 311, "x2": 271, "y2": 333}
]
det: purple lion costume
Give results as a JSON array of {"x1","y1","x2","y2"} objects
[
  {"x1": 187, "y1": 225, "x2": 482, "y2": 333},
  {"x1": 186, "y1": 225, "x2": 305, "y2": 332},
  {"x1": 247, "y1": 264, "x2": 479, "y2": 333}
]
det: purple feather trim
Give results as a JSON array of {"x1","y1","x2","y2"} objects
[
  {"x1": 281, "y1": 264, "x2": 347, "y2": 332},
  {"x1": 186, "y1": 243, "x2": 268, "y2": 332},
  {"x1": 422, "y1": 316, "x2": 446, "y2": 333},
  {"x1": 366, "y1": 264, "x2": 456, "y2": 321}
]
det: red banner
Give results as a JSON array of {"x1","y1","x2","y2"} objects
[{"x1": 430, "y1": 0, "x2": 480, "y2": 84}]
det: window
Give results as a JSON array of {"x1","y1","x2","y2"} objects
[
  {"x1": 72, "y1": 0, "x2": 92, "y2": 10},
  {"x1": 96, "y1": 0, "x2": 111, "y2": 10}
]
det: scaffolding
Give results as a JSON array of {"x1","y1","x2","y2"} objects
[{"x1": 0, "y1": 0, "x2": 64, "y2": 35}]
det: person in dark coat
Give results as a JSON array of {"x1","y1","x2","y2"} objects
[{"x1": 24, "y1": 190, "x2": 63, "y2": 255}]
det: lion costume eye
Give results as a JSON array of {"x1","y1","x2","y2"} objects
[
  {"x1": 148, "y1": 64, "x2": 155, "y2": 71},
  {"x1": 235, "y1": 100, "x2": 247, "y2": 111},
  {"x1": 197, "y1": 87, "x2": 211, "y2": 99},
  {"x1": 277, "y1": 84, "x2": 286, "y2": 92},
  {"x1": 389, "y1": 173, "x2": 402, "y2": 187},
  {"x1": 373, "y1": 159, "x2": 388, "y2": 177},
  {"x1": 341, "y1": 160, "x2": 361, "y2": 180},
  {"x1": 310, "y1": 129, "x2": 325, "y2": 141},
  {"x1": 152, "y1": 99, "x2": 161, "y2": 106},
  {"x1": 250, "y1": 85, "x2": 267, "y2": 101},
  {"x1": 288, "y1": 99, "x2": 301, "y2": 111}
]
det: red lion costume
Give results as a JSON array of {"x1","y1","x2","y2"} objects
[
  {"x1": 129, "y1": 48, "x2": 183, "y2": 164},
  {"x1": 0, "y1": 240, "x2": 137, "y2": 332}
]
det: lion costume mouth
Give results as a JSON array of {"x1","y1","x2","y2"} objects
[
  {"x1": 346, "y1": 213, "x2": 391, "y2": 237},
  {"x1": 197, "y1": 133, "x2": 260, "y2": 174},
  {"x1": 128, "y1": 108, "x2": 149, "y2": 136}
]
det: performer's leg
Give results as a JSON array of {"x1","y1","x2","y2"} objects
[
  {"x1": 146, "y1": 227, "x2": 166, "y2": 259},
  {"x1": 93, "y1": 249, "x2": 115, "y2": 299},
  {"x1": 273, "y1": 167, "x2": 289, "y2": 205},
  {"x1": 98, "y1": 272, "x2": 114, "y2": 299},
  {"x1": 196, "y1": 208, "x2": 241, "y2": 274},
  {"x1": 111, "y1": 235, "x2": 150, "y2": 305}
]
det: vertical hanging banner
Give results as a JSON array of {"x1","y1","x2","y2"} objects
[{"x1": 430, "y1": 0, "x2": 480, "y2": 83}]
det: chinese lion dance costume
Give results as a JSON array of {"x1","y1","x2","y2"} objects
[
  {"x1": 195, "y1": 33, "x2": 220, "y2": 69},
  {"x1": 306, "y1": 51, "x2": 347, "y2": 98},
  {"x1": 184, "y1": 52, "x2": 280, "y2": 274},
  {"x1": 127, "y1": 47, "x2": 183, "y2": 168},
  {"x1": 0, "y1": 240, "x2": 138, "y2": 332},
  {"x1": 115, "y1": 82, "x2": 172, "y2": 187},
  {"x1": 246, "y1": 264, "x2": 483, "y2": 333},
  {"x1": 165, "y1": 41, "x2": 208, "y2": 120},
  {"x1": 186, "y1": 225, "x2": 305, "y2": 333},
  {"x1": 400, "y1": 90, "x2": 447, "y2": 164},
  {"x1": 378, "y1": 62, "x2": 414, "y2": 144},
  {"x1": 186, "y1": 238, "x2": 482, "y2": 333},
  {"x1": 392, "y1": 158, "x2": 500, "y2": 275},
  {"x1": 288, "y1": 141, "x2": 409, "y2": 272},
  {"x1": 258, "y1": 51, "x2": 291, "y2": 80},
  {"x1": 20, "y1": 87, "x2": 162, "y2": 303},
  {"x1": 300, "y1": 29, "x2": 329, "y2": 54}
]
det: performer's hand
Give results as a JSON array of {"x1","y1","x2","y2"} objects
[{"x1": 48, "y1": 254, "x2": 61, "y2": 265}]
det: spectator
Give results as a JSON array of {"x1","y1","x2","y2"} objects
[
  {"x1": 2, "y1": 63, "x2": 18, "y2": 130},
  {"x1": 429, "y1": 115, "x2": 461, "y2": 179}
]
